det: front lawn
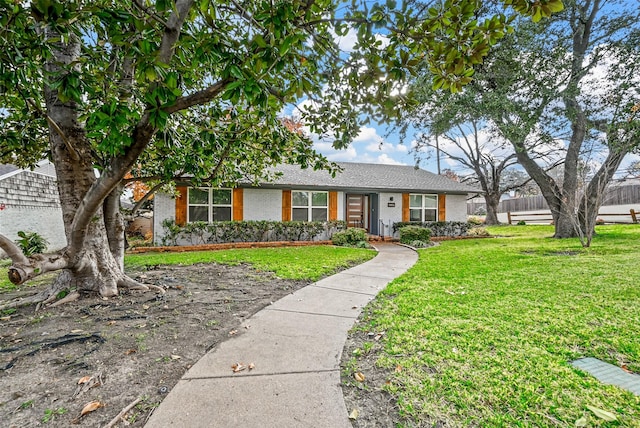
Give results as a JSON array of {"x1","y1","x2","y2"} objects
[
  {"x1": 125, "y1": 245, "x2": 376, "y2": 281},
  {"x1": 0, "y1": 246, "x2": 376, "y2": 290},
  {"x1": 357, "y1": 224, "x2": 640, "y2": 427}
]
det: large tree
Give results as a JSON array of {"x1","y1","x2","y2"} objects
[
  {"x1": 469, "y1": 0, "x2": 640, "y2": 238},
  {"x1": 403, "y1": 80, "x2": 560, "y2": 225},
  {"x1": 0, "y1": 0, "x2": 562, "y2": 307}
]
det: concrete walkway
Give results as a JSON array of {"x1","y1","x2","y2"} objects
[{"x1": 145, "y1": 243, "x2": 418, "y2": 428}]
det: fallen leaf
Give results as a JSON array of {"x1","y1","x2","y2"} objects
[
  {"x1": 229, "y1": 329, "x2": 238, "y2": 336},
  {"x1": 621, "y1": 364, "x2": 633, "y2": 373},
  {"x1": 354, "y1": 372, "x2": 365, "y2": 382},
  {"x1": 232, "y1": 362, "x2": 247, "y2": 373},
  {"x1": 374, "y1": 331, "x2": 385, "y2": 341},
  {"x1": 77, "y1": 376, "x2": 92, "y2": 385},
  {"x1": 395, "y1": 364, "x2": 402, "y2": 373},
  {"x1": 349, "y1": 408, "x2": 359, "y2": 420},
  {"x1": 248, "y1": 363, "x2": 255, "y2": 370},
  {"x1": 106, "y1": 321, "x2": 116, "y2": 326},
  {"x1": 80, "y1": 400, "x2": 103, "y2": 416},
  {"x1": 125, "y1": 349, "x2": 137, "y2": 355},
  {"x1": 586, "y1": 405, "x2": 617, "y2": 422},
  {"x1": 574, "y1": 415, "x2": 588, "y2": 427}
]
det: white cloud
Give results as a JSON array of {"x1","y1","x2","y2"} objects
[
  {"x1": 353, "y1": 126, "x2": 381, "y2": 143},
  {"x1": 333, "y1": 27, "x2": 358, "y2": 52}
]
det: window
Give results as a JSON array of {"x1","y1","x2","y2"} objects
[
  {"x1": 188, "y1": 188, "x2": 232, "y2": 222},
  {"x1": 409, "y1": 194, "x2": 437, "y2": 222},
  {"x1": 292, "y1": 191, "x2": 328, "y2": 221}
]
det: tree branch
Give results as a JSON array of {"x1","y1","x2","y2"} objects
[
  {"x1": 165, "y1": 79, "x2": 230, "y2": 114},
  {"x1": 0, "y1": 234, "x2": 29, "y2": 265}
]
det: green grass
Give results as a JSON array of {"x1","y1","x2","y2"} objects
[
  {"x1": 1, "y1": 246, "x2": 375, "y2": 290},
  {"x1": 361, "y1": 224, "x2": 640, "y2": 427},
  {"x1": 124, "y1": 245, "x2": 376, "y2": 281}
]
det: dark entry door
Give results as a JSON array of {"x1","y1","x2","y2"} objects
[{"x1": 347, "y1": 194, "x2": 367, "y2": 230}]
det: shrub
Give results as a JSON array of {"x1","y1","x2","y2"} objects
[
  {"x1": 399, "y1": 226, "x2": 431, "y2": 245},
  {"x1": 517, "y1": 220, "x2": 526, "y2": 226},
  {"x1": 467, "y1": 216, "x2": 484, "y2": 226},
  {"x1": 332, "y1": 228, "x2": 367, "y2": 247},
  {"x1": 393, "y1": 221, "x2": 470, "y2": 237},
  {"x1": 409, "y1": 239, "x2": 434, "y2": 248},
  {"x1": 161, "y1": 220, "x2": 347, "y2": 246},
  {"x1": 467, "y1": 227, "x2": 491, "y2": 237},
  {"x1": 15, "y1": 231, "x2": 48, "y2": 256}
]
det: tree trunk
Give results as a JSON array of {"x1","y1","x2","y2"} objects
[
  {"x1": 484, "y1": 193, "x2": 501, "y2": 225},
  {"x1": 41, "y1": 25, "x2": 131, "y2": 298},
  {"x1": 104, "y1": 185, "x2": 126, "y2": 272},
  {"x1": 552, "y1": 206, "x2": 579, "y2": 238}
]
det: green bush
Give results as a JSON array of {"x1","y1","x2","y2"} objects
[
  {"x1": 331, "y1": 228, "x2": 367, "y2": 247},
  {"x1": 15, "y1": 231, "x2": 48, "y2": 256},
  {"x1": 393, "y1": 221, "x2": 470, "y2": 237},
  {"x1": 517, "y1": 220, "x2": 526, "y2": 226},
  {"x1": 399, "y1": 226, "x2": 431, "y2": 245},
  {"x1": 161, "y1": 220, "x2": 347, "y2": 246}
]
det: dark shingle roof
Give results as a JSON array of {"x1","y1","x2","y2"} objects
[{"x1": 258, "y1": 162, "x2": 480, "y2": 194}]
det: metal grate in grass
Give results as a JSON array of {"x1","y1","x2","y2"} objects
[{"x1": 572, "y1": 357, "x2": 640, "y2": 396}]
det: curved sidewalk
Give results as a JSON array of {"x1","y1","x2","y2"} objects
[{"x1": 146, "y1": 243, "x2": 418, "y2": 428}]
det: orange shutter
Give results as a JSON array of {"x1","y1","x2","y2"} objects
[
  {"x1": 438, "y1": 194, "x2": 446, "y2": 221},
  {"x1": 329, "y1": 191, "x2": 338, "y2": 221},
  {"x1": 175, "y1": 186, "x2": 188, "y2": 225},
  {"x1": 402, "y1": 193, "x2": 410, "y2": 222},
  {"x1": 282, "y1": 190, "x2": 292, "y2": 221},
  {"x1": 232, "y1": 188, "x2": 243, "y2": 221}
]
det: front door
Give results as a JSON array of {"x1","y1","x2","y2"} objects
[{"x1": 346, "y1": 194, "x2": 367, "y2": 230}]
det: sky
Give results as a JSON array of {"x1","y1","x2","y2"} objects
[{"x1": 298, "y1": 1, "x2": 640, "y2": 179}]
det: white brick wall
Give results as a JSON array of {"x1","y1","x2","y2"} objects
[
  {"x1": 445, "y1": 194, "x2": 468, "y2": 222},
  {"x1": 243, "y1": 189, "x2": 282, "y2": 221},
  {"x1": 151, "y1": 189, "x2": 472, "y2": 244},
  {"x1": 0, "y1": 170, "x2": 67, "y2": 257},
  {"x1": 0, "y1": 207, "x2": 67, "y2": 256},
  {"x1": 153, "y1": 192, "x2": 177, "y2": 244}
]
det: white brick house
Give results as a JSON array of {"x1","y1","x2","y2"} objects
[
  {"x1": 153, "y1": 162, "x2": 480, "y2": 244},
  {"x1": 0, "y1": 162, "x2": 67, "y2": 256}
]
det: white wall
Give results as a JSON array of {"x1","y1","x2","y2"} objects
[
  {"x1": 445, "y1": 194, "x2": 468, "y2": 222},
  {"x1": 0, "y1": 207, "x2": 67, "y2": 255},
  {"x1": 153, "y1": 192, "x2": 176, "y2": 244},
  {"x1": 0, "y1": 170, "x2": 66, "y2": 257},
  {"x1": 378, "y1": 192, "x2": 403, "y2": 237},
  {"x1": 243, "y1": 188, "x2": 282, "y2": 221}
]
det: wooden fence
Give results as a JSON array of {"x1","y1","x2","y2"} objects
[
  {"x1": 467, "y1": 183, "x2": 640, "y2": 215},
  {"x1": 507, "y1": 209, "x2": 639, "y2": 225}
]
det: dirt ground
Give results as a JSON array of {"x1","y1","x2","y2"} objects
[{"x1": 0, "y1": 260, "x2": 402, "y2": 428}]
